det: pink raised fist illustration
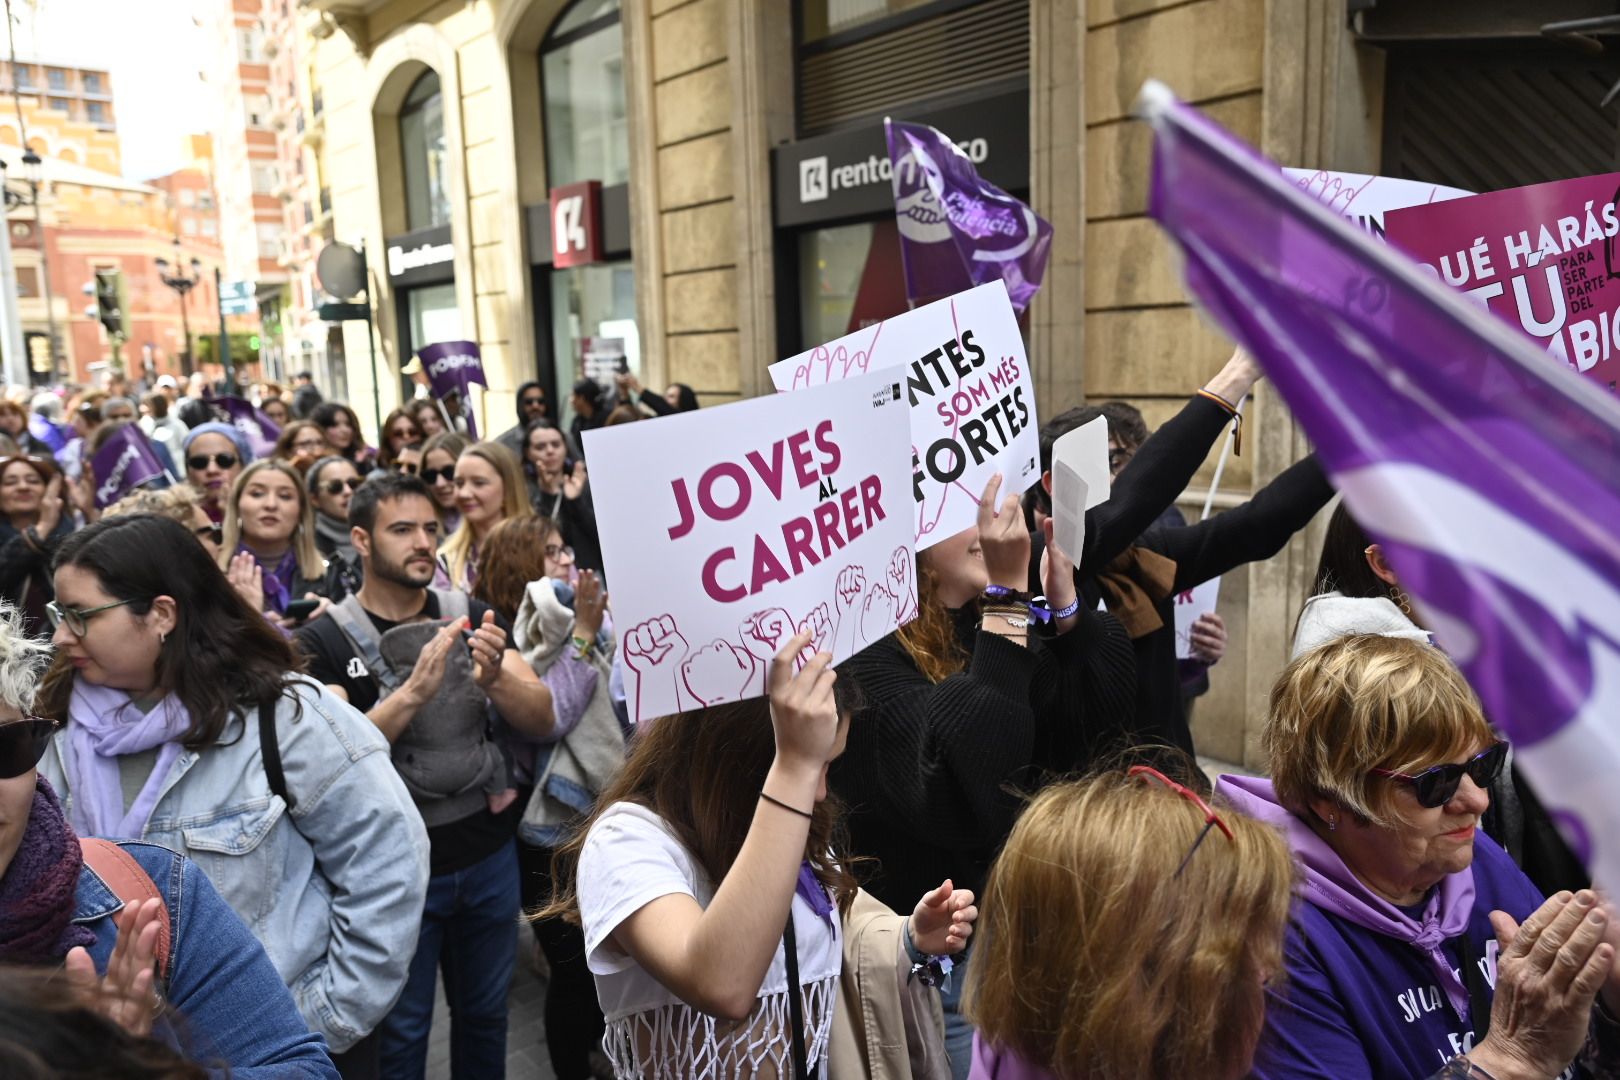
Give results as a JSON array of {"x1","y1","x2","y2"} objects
[
  {"x1": 836, "y1": 566, "x2": 867, "y2": 615},
  {"x1": 623, "y1": 615, "x2": 689, "y2": 673},
  {"x1": 860, "y1": 583, "x2": 900, "y2": 647},
  {"x1": 680, "y1": 640, "x2": 759, "y2": 707},
  {"x1": 740, "y1": 608, "x2": 797, "y2": 664},
  {"x1": 798, "y1": 602, "x2": 834, "y2": 661},
  {"x1": 888, "y1": 546, "x2": 918, "y2": 623}
]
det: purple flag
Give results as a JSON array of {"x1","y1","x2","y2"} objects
[
  {"x1": 215, "y1": 396, "x2": 281, "y2": 460},
  {"x1": 1140, "y1": 81, "x2": 1620, "y2": 893},
  {"x1": 27, "y1": 411, "x2": 66, "y2": 452},
  {"x1": 90, "y1": 425, "x2": 168, "y2": 508},
  {"x1": 885, "y1": 119, "x2": 1053, "y2": 313},
  {"x1": 417, "y1": 340, "x2": 486, "y2": 440}
]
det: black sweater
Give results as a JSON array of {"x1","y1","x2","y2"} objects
[{"x1": 831, "y1": 606, "x2": 1136, "y2": 912}]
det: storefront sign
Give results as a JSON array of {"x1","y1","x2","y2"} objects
[
  {"x1": 385, "y1": 224, "x2": 455, "y2": 286},
  {"x1": 550, "y1": 181, "x2": 604, "y2": 268},
  {"x1": 768, "y1": 281, "x2": 1040, "y2": 550},
  {"x1": 773, "y1": 89, "x2": 1029, "y2": 229},
  {"x1": 584, "y1": 370, "x2": 915, "y2": 724}
]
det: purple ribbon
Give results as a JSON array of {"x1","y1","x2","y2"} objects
[{"x1": 796, "y1": 861, "x2": 834, "y2": 927}]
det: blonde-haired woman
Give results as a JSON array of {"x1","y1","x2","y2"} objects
[
  {"x1": 1219, "y1": 634, "x2": 1620, "y2": 1080},
  {"x1": 965, "y1": 767, "x2": 1295, "y2": 1079},
  {"x1": 438, "y1": 440, "x2": 530, "y2": 592},
  {"x1": 218, "y1": 459, "x2": 328, "y2": 627}
]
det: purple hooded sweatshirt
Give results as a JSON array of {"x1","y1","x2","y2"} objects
[{"x1": 1215, "y1": 775, "x2": 1567, "y2": 1080}]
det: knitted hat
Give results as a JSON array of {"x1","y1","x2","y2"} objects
[{"x1": 182, "y1": 421, "x2": 253, "y2": 464}]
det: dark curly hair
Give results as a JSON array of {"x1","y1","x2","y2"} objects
[{"x1": 0, "y1": 965, "x2": 213, "y2": 1078}]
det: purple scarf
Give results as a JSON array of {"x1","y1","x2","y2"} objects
[
  {"x1": 247, "y1": 546, "x2": 300, "y2": 615},
  {"x1": 66, "y1": 679, "x2": 192, "y2": 839},
  {"x1": 797, "y1": 861, "x2": 834, "y2": 928},
  {"x1": 969, "y1": 1034, "x2": 1061, "y2": 1080},
  {"x1": 1218, "y1": 774, "x2": 1478, "y2": 1022},
  {"x1": 0, "y1": 777, "x2": 96, "y2": 963}
]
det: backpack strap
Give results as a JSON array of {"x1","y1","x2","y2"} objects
[
  {"x1": 80, "y1": 838, "x2": 172, "y2": 985},
  {"x1": 432, "y1": 587, "x2": 470, "y2": 624},
  {"x1": 328, "y1": 594, "x2": 404, "y2": 697},
  {"x1": 258, "y1": 695, "x2": 292, "y2": 811}
]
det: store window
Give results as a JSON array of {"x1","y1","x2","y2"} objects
[
  {"x1": 796, "y1": 219, "x2": 907, "y2": 349},
  {"x1": 550, "y1": 261, "x2": 636, "y2": 427},
  {"x1": 400, "y1": 70, "x2": 451, "y2": 231},
  {"x1": 406, "y1": 282, "x2": 462, "y2": 356},
  {"x1": 800, "y1": 0, "x2": 940, "y2": 41},
  {"x1": 541, "y1": 0, "x2": 628, "y2": 188}
]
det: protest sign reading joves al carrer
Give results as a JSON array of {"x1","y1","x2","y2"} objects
[
  {"x1": 769, "y1": 280, "x2": 1040, "y2": 550},
  {"x1": 584, "y1": 370, "x2": 916, "y2": 724}
]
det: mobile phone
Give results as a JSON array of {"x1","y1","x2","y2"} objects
[
  {"x1": 615, "y1": 357, "x2": 630, "y2": 375},
  {"x1": 284, "y1": 598, "x2": 320, "y2": 623}
]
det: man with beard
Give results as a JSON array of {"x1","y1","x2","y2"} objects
[{"x1": 296, "y1": 472, "x2": 554, "y2": 1080}]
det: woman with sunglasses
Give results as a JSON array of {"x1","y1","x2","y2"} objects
[
  {"x1": 34, "y1": 513, "x2": 429, "y2": 1073},
  {"x1": 306, "y1": 457, "x2": 363, "y2": 563},
  {"x1": 375, "y1": 408, "x2": 423, "y2": 477},
  {"x1": 218, "y1": 460, "x2": 330, "y2": 628},
  {"x1": 419, "y1": 431, "x2": 467, "y2": 536},
  {"x1": 181, "y1": 423, "x2": 250, "y2": 524},
  {"x1": 1218, "y1": 634, "x2": 1620, "y2": 1080},
  {"x1": 0, "y1": 454, "x2": 72, "y2": 638},
  {"x1": 0, "y1": 603, "x2": 341, "y2": 1076},
  {"x1": 310, "y1": 403, "x2": 375, "y2": 471}
]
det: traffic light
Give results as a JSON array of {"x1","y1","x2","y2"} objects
[{"x1": 94, "y1": 268, "x2": 126, "y2": 338}]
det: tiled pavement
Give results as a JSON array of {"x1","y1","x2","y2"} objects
[{"x1": 426, "y1": 943, "x2": 558, "y2": 1080}]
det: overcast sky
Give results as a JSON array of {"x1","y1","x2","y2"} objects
[{"x1": 11, "y1": 0, "x2": 210, "y2": 180}]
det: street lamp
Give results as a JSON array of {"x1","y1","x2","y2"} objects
[
  {"x1": 155, "y1": 238, "x2": 202, "y2": 375},
  {"x1": 0, "y1": 148, "x2": 58, "y2": 384}
]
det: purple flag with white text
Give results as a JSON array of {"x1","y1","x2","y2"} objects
[
  {"x1": 885, "y1": 119, "x2": 1052, "y2": 313},
  {"x1": 417, "y1": 340, "x2": 486, "y2": 440},
  {"x1": 215, "y1": 396, "x2": 281, "y2": 460},
  {"x1": 1140, "y1": 81, "x2": 1620, "y2": 893},
  {"x1": 90, "y1": 424, "x2": 168, "y2": 508},
  {"x1": 27, "y1": 411, "x2": 66, "y2": 452}
]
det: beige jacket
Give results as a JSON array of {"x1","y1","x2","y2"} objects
[{"x1": 828, "y1": 889, "x2": 952, "y2": 1080}]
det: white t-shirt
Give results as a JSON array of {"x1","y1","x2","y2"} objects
[{"x1": 578, "y1": 801, "x2": 842, "y2": 1079}]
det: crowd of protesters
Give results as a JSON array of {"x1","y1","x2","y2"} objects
[{"x1": 0, "y1": 353, "x2": 1610, "y2": 1080}]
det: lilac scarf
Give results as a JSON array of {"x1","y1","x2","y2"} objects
[
  {"x1": 969, "y1": 1035, "x2": 1060, "y2": 1080},
  {"x1": 0, "y1": 777, "x2": 96, "y2": 963},
  {"x1": 247, "y1": 546, "x2": 299, "y2": 615},
  {"x1": 797, "y1": 861, "x2": 834, "y2": 928},
  {"x1": 1218, "y1": 774, "x2": 1478, "y2": 1022},
  {"x1": 66, "y1": 679, "x2": 192, "y2": 839}
]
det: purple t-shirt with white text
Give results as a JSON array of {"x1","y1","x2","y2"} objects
[{"x1": 1252, "y1": 833, "x2": 1584, "y2": 1079}]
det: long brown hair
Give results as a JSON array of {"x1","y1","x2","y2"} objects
[
  {"x1": 472, "y1": 515, "x2": 562, "y2": 622},
  {"x1": 538, "y1": 697, "x2": 859, "y2": 926},
  {"x1": 964, "y1": 768, "x2": 1296, "y2": 1079},
  {"x1": 895, "y1": 559, "x2": 969, "y2": 683}
]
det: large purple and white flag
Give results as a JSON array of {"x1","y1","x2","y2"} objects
[
  {"x1": 1139, "y1": 81, "x2": 1620, "y2": 892},
  {"x1": 885, "y1": 119, "x2": 1053, "y2": 313},
  {"x1": 417, "y1": 340, "x2": 486, "y2": 439},
  {"x1": 90, "y1": 424, "x2": 168, "y2": 508},
  {"x1": 215, "y1": 396, "x2": 281, "y2": 460}
]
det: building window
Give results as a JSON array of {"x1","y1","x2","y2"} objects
[
  {"x1": 83, "y1": 72, "x2": 102, "y2": 94},
  {"x1": 201, "y1": 218, "x2": 218, "y2": 237},
  {"x1": 14, "y1": 66, "x2": 31, "y2": 90},
  {"x1": 251, "y1": 162, "x2": 278, "y2": 195},
  {"x1": 14, "y1": 266, "x2": 38, "y2": 298},
  {"x1": 800, "y1": 0, "x2": 941, "y2": 42},
  {"x1": 405, "y1": 282, "x2": 462, "y2": 355},
  {"x1": 48, "y1": 97, "x2": 69, "y2": 114},
  {"x1": 257, "y1": 222, "x2": 281, "y2": 260},
  {"x1": 238, "y1": 27, "x2": 264, "y2": 63},
  {"x1": 541, "y1": 0, "x2": 628, "y2": 188},
  {"x1": 399, "y1": 70, "x2": 450, "y2": 231},
  {"x1": 85, "y1": 101, "x2": 105, "y2": 124},
  {"x1": 550, "y1": 260, "x2": 637, "y2": 428},
  {"x1": 46, "y1": 68, "x2": 65, "y2": 90},
  {"x1": 181, "y1": 218, "x2": 199, "y2": 236},
  {"x1": 179, "y1": 188, "x2": 196, "y2": 208}
]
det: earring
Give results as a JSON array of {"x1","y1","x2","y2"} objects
[
  {"x1": 1327, "y1": 813, "x2": 1338, "y2": 832},
  {"x1": 158, "y1": 632, "x2": 167, "y2": 645},
  {"x1": 1388, "y1": 585, "x2": 1413, "y2": 616}
]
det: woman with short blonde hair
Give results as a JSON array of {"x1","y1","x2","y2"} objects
[{"x1": 965, "y1": 768, "x2": 1295, "y2": 1079}]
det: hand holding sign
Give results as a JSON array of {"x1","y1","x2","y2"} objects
[
  {"x1": 767, "y1": 631, "x2": 838, "y2": 778},
  {"x1": 977, "y1": 473, "x2": 1030, "y2": 591}
]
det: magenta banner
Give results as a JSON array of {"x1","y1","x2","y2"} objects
[
  {"x1": 1384, "y1": 173, "x2": 1620, "y2": 392},
  {"x1": 91, "y1": 425, "x2": 168, "y2": 508}
]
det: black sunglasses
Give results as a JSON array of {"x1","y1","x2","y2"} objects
[
  {"x1": 421, "y1": 466, "x2": 454, "y2": 485},
  {"x1": 520, "y1": 396, "x2": 546, "y2": 409},
  {"x1": 194, "y1": 521, "x2": 224, "y2": 545},
  {"x1": 0, "y1": 717, "x2": 59, "y2": 779},
  {"x1": 321, "y1": 477, "x2": 365, "y2": 495},
  {"x1": 1370, "y1": 742, "x2": 1508, "y2": 808},
  {"x1": 187, "y1": 453, "x2": 239, "y2": 471},
  {"x1": 392, "y1": 461, "x2": 418, "y2": 475}
]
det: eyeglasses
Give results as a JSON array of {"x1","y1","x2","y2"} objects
[
  {"x1": 321, "y1": 477, "x2": 364, "y2": 495},
  {"x1": 520, "y1": 397, "x2": 546, "y2": 409},
  {"x1": 1128, "y1": 765, "x2": 1234, "y2": 877},
  {"x1": 193, "y1": 522, "x2": 224, "y2": 546},
  {"x1": 421, "y1": 466, "x2": 454, "y2": 486},
  {"x1": 1370, "y1": 742, "x2": 1508, "y2": 808},
  {"x1": 291, "y1": 439, "x2": 327, "y2": 453},
  {"x1": 0, "y1": 717, "x2": 59, "y2": 779},
  {"x1": 544, "y1": 544, "x2": 574, "y2": 562},
  {"x1": 45, "y1": 598, "x2": 137, "y2": 637},
  {"x1": 187, "y1": 453, "x2": 239, "y2": 471},
  {"x1": 392, "y1": 461, "x2": 418, "y2": 475}
]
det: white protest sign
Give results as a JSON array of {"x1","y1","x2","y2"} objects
[
  {"x1": 1283, "y1": 169, "x2": 1471, "y2": 239},
  {"x1": 1173, "y1": 580, "x2": 1221, "y2": 661},
  {"x1": 584, "y1": 371, "x2": 917, "y2": 724},
  {"x1": 769, "y1": 281, "x2": 1040, "y2": 551},
  {"x1": 1049, "y1": 416, "x2": 1110, "y2": 561}
]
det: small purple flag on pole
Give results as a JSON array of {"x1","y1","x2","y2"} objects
[
  {"x1": 27, "y1": 411, "x2": 66, "y2": 453},
  {"x1": 215, "y1": 396, "x2": 281, "y2": 460},
  {"x1": 885, "y1": 118, "x2": 1053, "y2": 313},
  {"x1": 1139, "y1": 80, "x2": 1620, "y2": 893},
  {"x1": 417, "y1": 340, "x2": 487, "y2": 440},
  {"x1": 90, "y1": 425, "x2": 168, "y2": 508}
]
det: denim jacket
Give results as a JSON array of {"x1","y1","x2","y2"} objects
[
  {"x1": 41, "y1": 675, "x2": 430, "y2": 1053},
  {"x1": 75, "y1": 841, "x2": 338, "y2": 1077}
]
